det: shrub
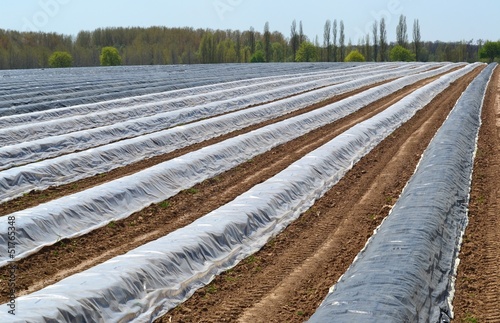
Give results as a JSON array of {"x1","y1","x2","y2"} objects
[
  {"x1": 48, "y1": 51, "x2": 73, "y2": 68},
  {"x1": 345, "y1": 50, "x2": 366, "y2": 62},
  {"x1": 295, "y1": 42, "x2": 317, "y2": 62},
  {"x1": 100, "y1": 46, "x2": 122, "y2": 66},
  {"x1": 390, "y1": 45, "x2": 416, "y2": 62},
  {"x1": 250, "y1": 50, "x2": 266, "y2": 63},
  {"x1": 479, "y1": 41, "x2": 500, "y2": 63}
]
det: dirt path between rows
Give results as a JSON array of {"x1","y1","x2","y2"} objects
[
  {"x1": 0, "y1": 72, "x2": 460, "y2": 304},
  {"x1": 453, "y1": 66, "x2": 500, "y2": 322},
  {"x1": 153, "y1": 69, "x2": 482, "y2": 322},
  {"x1": 0, "y1": 80, "x2": 390, "y2": 216}
]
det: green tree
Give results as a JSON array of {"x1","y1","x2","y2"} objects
[
  {"x1": 299, "y1": 21, "x2": 305, "y2": 45},
  {"x1": 250, "y1": 50, "x2": 265, "y2": 62},
  {"x1": 339, "y1": 20, "x2": 346, "y2": 61},
  {"x1": 390, "y1": 45, "x2": 416, "y2": 62},
  {"x1": 479, "y1": 41, "x2": 500, "y2": 63},
  {"x1": 396, "y1": 14, "x2": 408, "y2": 48},
  {"x1": 324, "y1": 19, "x2": 331, "y2": 62},
  {"x1": 263, "y1": 22, "x2": 272, "y2": 63},
  {"x1": 295, "y1": 41, "x2": 317, "y2": 62},
  {"x1": 345, "y1": 49, "x2": 366, "y2": 62},
  {"x1": 199, "y1": 32, "x2": 214, "y2": 63},
  {"x1": 272, "y1": 42, "x2": 284, "y2": 62},
  {"x1": 332, "y1": 19, "x2": 338, "y2": 62},
  {"x1": 372, "y1": 21, "x2": 378, "y2": 62},
  {"x1": 379, "y1": 18, "x2": 388, "y2": 61},
  {"x1": 48, "y1": 51, "x2": 73, "y2": 68},
  {"x1": 290, "y1": 20, "x2": 299, "y2": 61},
  {"x1": 100, "y1": 46, "x2": 122, "y2": 66},
  {"x1": 240, "y1": 46, "x2": 252, "y2": 63},
  {"x1": 413, "y1": 19, "x2": 422, "y2": 61}
]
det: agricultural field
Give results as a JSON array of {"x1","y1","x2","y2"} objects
[{"x1": 0, "y1": 62, "x2": 498, "y2": 322}]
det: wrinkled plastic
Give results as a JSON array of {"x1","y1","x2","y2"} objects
[
  {"x1": 0, "y1": 64, "x2": 393, "y2": 129},
  {"x1": 0, "y1": 64, "x2": 457, "y2": 202},
  {"x1": 0, "y1": 63, "x2": 480, "y2": 323},
  {"x1": 0, "y1": 69, "x2": 378, "y2": 145},
  {"x1": 0, "y1": 64, "x2": 422, "y2": 154},
  {"x1": 0, "y1": 63, "x2": 477, "y2": 267},
  {"x1": 0, "y1": 63, "x2": 378, "y2": 116},
  {"x1": 308, "y1": 63, "x2": 495, "y2": 323}
]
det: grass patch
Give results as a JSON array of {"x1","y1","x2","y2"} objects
[
  {"x1": 206, "y1": 283, "x2": 217, "y2": 294},
  {"x1": 158, "y1": 201, "x2": 171, "y2": 209},
  {"x1": 246, "y1": 255, "x2": 256, "y2": 264},
  {"x1": 463, "y1": 313, "x2": 478, "y2": 323},
  {"x1": 184, "y1": 188, "x2": 199, "y2": 195}
]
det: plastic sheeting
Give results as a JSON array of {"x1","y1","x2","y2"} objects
[
  {"x1": 0, "y1": 63, "x2": 370, "y2": 116},
  {"x1": 308, "y1": 63, "x2": 495, "y2": 323},
  {"x1": 0, "y1": 65, "x2": 455, "y2": 205},
  {"x1": 0, "y1": 64, "x2": 393, "y2": 128},
  {"x1": 0, "y1": 64, "x2": 410, "y2": 146},
  {"x1": 0, "y1": 64, "x2": 461, "y2": 203},
  {"x1": 0, "y1": 63, "x2": 478, "y2": 267},
  {"x1": 0, "y1": 66, "x2": 435, "y2": 164},
  {"x1": 0, "y1": 64, "x2": 429, "y2": 171},
  {"x1": 0, "y1": 63, "x2": 482, "y2": 323},
  {"x1": 0, "y1": 72, "x2": 322, "y2": 128}
]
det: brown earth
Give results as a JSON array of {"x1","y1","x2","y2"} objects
[
  {"x1": 153, "y1": 68, "x2": 483, "y2": 322},
  {"x1": 0, "y1": 68, "x2": 462, "y2": 305},
  {"x1": 0, "y1": 80, "x2": 392, "y2": 217},
  {"x1": 0, "y1": 71, "x2": 448, "y2": 304},
  {"x1": 0, "y1": 67, "x2": 483, "y2": 322},
  {"x1": 453, "y1": 66, "x2": 500, "y2": 322}
]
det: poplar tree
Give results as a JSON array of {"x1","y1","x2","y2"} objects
[
  {"x1": 290, "y1": 20, "x2": 299, "y2": 61},
  {"x1": 264, "y1": 22, "x2": 271, "y2": 62},
  {"x1": 324, "y1": 20, "x2": 332, "y2": 62},
  {"x1": 339, "y1": 20, "x2": 346, "y2": 61},
  {"x1": 332, "y1": 19, "x2": 338, "y2": 62},
  {"x1": 413, "y1": 19, "x2": 422, "y2": 61},
  {"x1": 299, "y1": 21, "x2": 305, "y2": 45},
  {"x1": 379, "y1": 18, "x2": 388, "y2": 61},
  {"x1": 372, "y1": 21, "x2": 378, "y2": 62},
  {"x1": 396, "y1": 14, "x2": 408, "y2": 48}
]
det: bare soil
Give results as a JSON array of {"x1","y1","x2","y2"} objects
[
  {"x1": 0, "y1": 80, "x2": 390, "y2": 216},
  {"x1": 0, "y1": 67, "x2": 484, "y2": 322},
  {"x1": 0, "y1": 73, "x2": 446, "y2": 304},
  {"x1": 153, "y1": 69, "x2": 481, "y2": 322},
  {"x1": 453, "y1": 66, "x2": 500, "y2": 322}
]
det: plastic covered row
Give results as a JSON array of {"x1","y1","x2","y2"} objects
[
  {"x1": 0, "y1": 63, "x2": 481, "y2": 323},
  {"x1": 0, "y1": 64, "x2": 430, "y2": 167},
  {"x1": 308, "y1": 63, "x2": 495, "y2": 323},
  {"x1": 0, "y1": 65, "x2": 383, "y2": 128},
  {"x1": 0, "y1": 62, "x2": 360, "y2": 94},
  {"x1": 0, "y1": 64, "x2": 404, "y2": 145},
  {"x1": 0, "y1": 63, "x2": 478, "y2": 266},
  {"x1": 0, "y1": 63, "x2": 369, "y2": 115},
  {"x1": 0, "y1": 64, "x2": 460, "y2": 203}
]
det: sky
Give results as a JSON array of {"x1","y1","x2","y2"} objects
[{"x1": 0, "y1": 0, "x2": 498, "y2": 44}]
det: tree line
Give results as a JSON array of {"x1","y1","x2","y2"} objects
[{"x1": 0, "y1": 16, "x2": 498, "y2": 69}]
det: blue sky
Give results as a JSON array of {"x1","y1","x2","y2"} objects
[{"x1": 1, "y1": 0, "x2": 498, "y2": 43}]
